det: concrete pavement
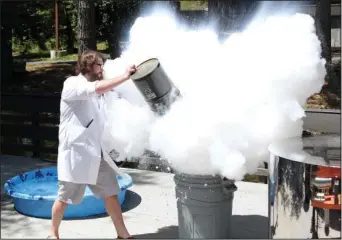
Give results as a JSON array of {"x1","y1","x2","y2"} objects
[{"x1": 1, "y1": 154, "x2": 268, "y2": 239}]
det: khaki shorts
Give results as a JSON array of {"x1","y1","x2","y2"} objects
[{"x1": 57, "y1": 158, "x2": 120, "y2": 205}]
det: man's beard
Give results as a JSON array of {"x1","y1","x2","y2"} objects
[
  {"x1": 89, "y1": 71, "x2": 103, "y2": 81},
  {"x1": 97, "y1": 72, "x2": 103, "y2": 80}
]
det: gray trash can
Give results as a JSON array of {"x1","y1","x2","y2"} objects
[{"x1": 174, "y1": 173, "x2": 237, "y2": 239}]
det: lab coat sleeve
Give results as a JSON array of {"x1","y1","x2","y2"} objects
[{"x1": 62, "y1": 77, "x2": 99, "y2": 101}]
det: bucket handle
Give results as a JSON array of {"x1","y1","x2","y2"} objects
[{"x1": 223, "y1": 180, "x2": 237, "y2": 193}]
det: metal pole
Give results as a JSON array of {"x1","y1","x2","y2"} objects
[{"x1": 55, "y1": 0, "x2": 59, "y2": 52}]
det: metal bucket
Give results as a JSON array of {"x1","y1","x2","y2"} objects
[
  {"x1": 268, "y1": 134, "x2": 341, "y2": 239},
  {"x1": 131, "y1": 58, "x2": 181, "y2": 115},
  {"x1": 174, "y1": 173, "x2": 237, "y2": 239}
]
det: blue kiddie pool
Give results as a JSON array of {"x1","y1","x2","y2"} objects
[{"x1": 4, "y1": 167, "x2": 133, "y2": 219}]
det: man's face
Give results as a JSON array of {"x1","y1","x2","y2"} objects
[{"x1": 91, "y1": 58, "x2": 104, "y2": 80}]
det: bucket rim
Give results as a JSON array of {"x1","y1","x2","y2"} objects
[
  {"x1": 131, "y1": 57, "x2": 160, "y2": 81},
  {"x1": 173, "y1": 173, "x2": 235, "y2": 187},
  {"x1": 173, "y1": 172, "x2": 224, "y2": 180}
]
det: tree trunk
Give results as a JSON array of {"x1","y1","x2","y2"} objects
[
  {"x1": 77, "y1": 0, "x2": 96, "y2": 54},
  {"x1": 1, "y1": 1, "x2": 14, "y2": 90},
  {"x1": 315, "y1": 0, "x2": 334, "y2": 91},
  {"x1": 110, "y1": 24, "x2": 121, "y2": 58},
  {"x1": 315, "y1": 0, "x2": 331, "y2": 63},
  {"x1": 109, "y1": 1, "x2": 140, "y2": 58},
  {"x1": 63, "y1": 2, "x2": 75, "y2": 53}
]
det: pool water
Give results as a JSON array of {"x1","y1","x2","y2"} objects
[
  {"x1": 14, "y1": 179, "x2": 94, "y2": 197},
  {"x1": 15, "y1": 179, "x2": 58, "y2": 196},
  {"x1": 4, "y1": 167, "x2": 132, "y2": 219}
]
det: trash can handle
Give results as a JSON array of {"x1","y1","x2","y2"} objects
[{"x1": 223, "y1": 182, "x2": 237, "y2": 192}]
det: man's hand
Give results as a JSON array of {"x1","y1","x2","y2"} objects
[
  {"x1": 123, "y1": 65, "x2": 137, "y2": 80},
  {"x1": 95, "y1": 64, "x2": 137, "y2": 95}
]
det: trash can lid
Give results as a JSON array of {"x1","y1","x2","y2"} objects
[{"x1": 131, "y1": 58, "x2": 160, "y2": 81}]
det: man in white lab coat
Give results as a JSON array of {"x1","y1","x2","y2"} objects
[{"x1": 48, "y1": 50, "x2": 136, "y2": 239}]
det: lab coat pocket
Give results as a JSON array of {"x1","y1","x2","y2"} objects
[
  {"x1": 84, "y1": 118, "x2": 96, "y2": 133},
  {"x1": 69, "y1": 146, "x2": 98, "y2": 183},
  {"x1": 67, "y1": 123, "x2": 86, "y2": 147},
  {"x1": 83, "y1": 118, "x2": 99, "y2": 146}
]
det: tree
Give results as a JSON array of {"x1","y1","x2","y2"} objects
[
  {"x1": 315, "y1": 0, "x2": 340, "y2": 94},
  {"x1": 77, "y1": 0, "x2": 96, "y2": 54},
  {"x1": 105, "y1": 0, "x2": 179, "y2": 58},
  {"x1": 1, "y1": 1, "x2": 15, "y2": 89},
  {"x1": 11, "y1": 1, "x2": 55, "y2": 53},
  {"x1": 108, "y1": 1, "x2": 140, "y2": 58},
  {"x1": 61, "y1": 0, "x2": 78, "y2": 53},
  {"x1": 208, "y1": 0, "x2": 258, "y2": 40},
  {"x1": 315, "y1": 0, "x2": 331, "y2": 63}
]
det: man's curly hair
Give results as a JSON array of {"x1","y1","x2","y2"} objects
[{"x1": 75, "y1": 50, "x2": 104, "y2": 75}]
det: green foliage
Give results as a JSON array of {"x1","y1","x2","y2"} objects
[
  {"x1": 180, "y1": 0, "x2": 208, "y2": 11},
  {"x1": 12, "y1": 0, "x2": 142, "y2": 55},
  {"x1": 94, "y1": 0, "x2": 141, "y2": 41},
  {"x1": 12, "y1": 1, "x2": 54, "y2": 53},
  {"x1": 97, "y1": 41, "x2": 109, "y2": 51},
  {"x1": 12, "y1": 0, "x2": 76, "y2": 54}
]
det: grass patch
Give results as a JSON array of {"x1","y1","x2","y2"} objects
[
  {"x1": 36, "y1": 53, "x2": 78, "y2": 62},
  {"x1": 13, "y1": 41, "x2": 110, "y2": 63},
  {"x1": 13, "y1": 52, "x2": 78, "y2": 63},
  {"x1": 180, "y1": 0, "x2": 208, "y2": 11},
  {"x1": 37, "y1": 53, "x2": 78, "y2": 62}
]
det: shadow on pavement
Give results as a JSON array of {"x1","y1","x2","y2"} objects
[
  {"x1": 122, "y1": 190, "x2": 142, "y2": 213},
  {"x1": 133, "y1": 225, "x2": 178, "y2": 239},
  {"x1": 231, "y1": 214, "x2": 268, "y2": 239},
  {"x1": 132, "y1": 214, "x2": 268, "y2": 239}
]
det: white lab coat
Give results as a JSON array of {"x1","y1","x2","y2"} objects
[{"x1": 57, "y1": 74, "x2": 123, "y2": 185}]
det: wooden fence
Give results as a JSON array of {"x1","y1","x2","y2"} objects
[{"x1": 1, "y1": 93, "x2": 60, "y2": 160}]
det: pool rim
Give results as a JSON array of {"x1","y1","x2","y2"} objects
[{"x1": 4, "y1": 166, "x2": 133, "y2": 201}]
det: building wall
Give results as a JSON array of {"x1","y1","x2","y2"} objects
[{"x1": 332, "y1": 29, "x2": 340, "y2": 47}]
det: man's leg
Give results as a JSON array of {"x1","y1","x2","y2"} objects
[
  {"x1": 104, "y1": 195, "x2": 131, "y2": 238},
  {"x1": 49, "y1": 181, "x2": 86, "y2": 239},
  {"x1": 49, "y1": 200, "x2": 67, "y2": 239},
  {"x1": 89, "y1": 158, "x2": 132, "y2": 238}
]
